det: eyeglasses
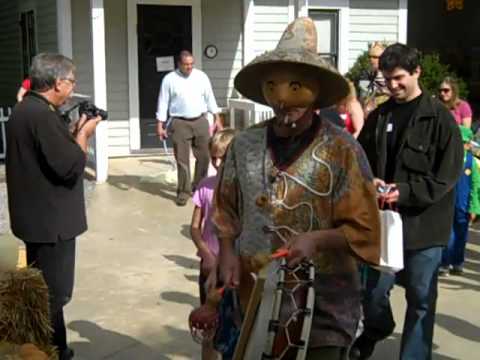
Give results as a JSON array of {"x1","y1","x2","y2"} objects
[
  {"x1": 439, "y1": 88, "x2": 451, "y2": 93},
  {"x1": 62, "y1": 77, "x2": 76, "y2": 85}
]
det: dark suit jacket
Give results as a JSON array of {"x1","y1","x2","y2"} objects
[{"x1": 6, "y1": 92, "x2": 87, "y2": 243}]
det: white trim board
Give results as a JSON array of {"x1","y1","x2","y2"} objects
[
  {"x1": 309, "y1": 0, "x2": 350, "y2": 74},
  {"x1": 127, "y1": 0, "x2": 202, "y2": 151},
  {"x1": 297, "y1": 0, "x2": 309, "y2": 17},
  {"x1": 90, "y1": 0, "x2": 109, "y2": 183},
  {"x1": 398, "y1": 0, "x2": 408, "y2": 44},
  {"x1": 242, "y1": 0, "x2": 254, "y2": 65}
]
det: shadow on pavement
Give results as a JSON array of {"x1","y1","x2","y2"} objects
[
  {"x1": 68, "y1": 320, "x2": 168, "y2": 360},
  {"x1": 107, "y1": 174, "x2": 177, "y2": 202},
  {"x1": 370, "y1": 333, "x2": 400, "y2": 359},
  {"x1": 436, "y1": 313, "x2": 480, "y2": 343},
  {"x1": 371, "y1": 333, "x2": 458, "y2": 360},
  {"x1": 163, "y1": 254, "x2": 198, "y2": 269},
  {"x1": 439, "y1": 276, "x2": 480, "y2": 292},
  {"x1": 148, "y1": 325, "x2": 199, "y2": 359},
  {"x1": 185, "y1": 274, "x2": 199, "y2": 283},
  {"x1": 160, "y1": 291, "x2": 199, "y2": 308},
  {"x1": 180, "y1": 223, "x2": 191, "y2": 239},
  {"x1": 139, "y1": 158, "x2": 174, "y2": 166}
]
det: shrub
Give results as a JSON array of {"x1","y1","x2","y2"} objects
[
  {"x1": 420, "y1": 53, "x2": 468, "y2": 98},
  {"x1": 346, "y1": 50, "x2": 468, "y2": 98}
]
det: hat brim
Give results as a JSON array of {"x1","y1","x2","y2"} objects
[{"x1": 234, "y1": 51, "x2": 350, "y2": 109}]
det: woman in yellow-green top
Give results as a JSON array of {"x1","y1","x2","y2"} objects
[{"x1": 441, "y1": 125, "x2": 480, "y2": 275}]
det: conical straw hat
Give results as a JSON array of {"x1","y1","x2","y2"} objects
[{"x1": 234, "y1": 17, "x2": 349, "y2": 108}]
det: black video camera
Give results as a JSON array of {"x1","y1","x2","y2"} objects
[{"x1": 78, "y1": 101, "x2": 108, "y2": 120}]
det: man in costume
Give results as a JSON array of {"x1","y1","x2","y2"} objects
[{"x1": 213, "y1": 18, "x2": 381, "y2": 359}]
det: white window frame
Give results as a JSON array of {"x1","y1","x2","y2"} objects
[
  {"x1": 127, "y1": 0, "x2": 202, "y2": 151},
  {"x1": 308, "y1": 0, "x2": 349, "y2": 74}
]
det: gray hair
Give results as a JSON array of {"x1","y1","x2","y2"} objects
[{"x1": 30, "y1": 53, "x2": 75, "y2": 92}]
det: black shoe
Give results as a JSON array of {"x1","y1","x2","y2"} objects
[
  {"x1": 439, "y1": 266, "x2": 450, "y2": 277},
  {"x1": 59, "y1": 347, "x2": 74, "y2": 360},
  {"x1": 450, "y1": 265, "x2": 464, "y2": 275},
  {"x1": 350, "y1": 335, "x2": 376, "y2": 360},
  {"x1": 176, "y1": 193, "x2": 189, "y2": 206}
]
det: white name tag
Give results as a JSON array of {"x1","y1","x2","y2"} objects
[{"x1": 387, "y1": 123, "x2": 393, "y2": 132}]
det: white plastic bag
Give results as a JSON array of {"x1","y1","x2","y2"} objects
[{"x1": 376, "y1": 209, "x2": 404, "y2": 273}]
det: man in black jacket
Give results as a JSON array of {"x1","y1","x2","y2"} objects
[
  {"x1": 6, "y1": 53, "x2": 101, "y2": 360},
  {"x1": 352, "y1": 44, "x2": 463, "y2": 360}
]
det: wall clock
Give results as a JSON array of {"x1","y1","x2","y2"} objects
[{"x1": 204, "y1": 45, "x2": 218, "y2": 59}]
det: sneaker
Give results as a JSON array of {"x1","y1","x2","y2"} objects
[
  {"x1": 450, "y1": 265, "x2": 464, "y2": 275},
  {"x1": 59, "y1": 347, "x2": 74, "y2": 360},
  {"x1": 176, "y1": 193, "x2": 189, "y2": 206},
  {"x1": 349, "y1": 335, "x2": 376, "y2": 360},
  {"x1": 438, "y1": 266, "x2": 450, "y2": 276}
]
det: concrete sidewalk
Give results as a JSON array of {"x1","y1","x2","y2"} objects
[{"x1": 66, "y1": 156, "x2": 479, "y2": 359}]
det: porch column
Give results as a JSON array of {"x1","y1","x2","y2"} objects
[
  {"x1": 57, "y1": 0, "x2": 73, "y2": 57},
  {"x1": 90, "y1": 0, "x2": 109, "y2": 183},
  {"x1": 288, "y1": 0, "x2": 295, "y2": 21},
  {"x1": 243, "y1": 0, "x2": 255, "y2": 65},
  {"x1": 296, "y1": 0, "x2": 309, "y2": 17},
  {"x1": 398, "y1": 0, "x2": 408, "y2": 44}
]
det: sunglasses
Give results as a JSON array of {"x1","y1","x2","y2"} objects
[{"x1": 439, "y1": 88, "x2": 451, "y2": 93}]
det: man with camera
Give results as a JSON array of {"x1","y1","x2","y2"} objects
[
  {"x1": 156, "y1": 50, "x2": 222, "y2": 206},
  {"x1": 6, "y1": 53, "x2": 102, "y2": 360}
]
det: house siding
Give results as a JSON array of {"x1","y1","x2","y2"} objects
[
  {"x1": 348, "y1": 0, "x2": 399, "y2": 68},
  {"x1": 202, "y1": 0, "x2": 243, "y2": 107},
  {"x1": 36, "y1": 0, "x2": 58, "y2": 53},
  {"x1": 0, "y1": 0, "x2": 59, "y2": 107},
  {"x1": 0, "y1": 1, "x2": 21, "y2": 107},
  {"x1": 104, "y1": 0, "x2": 130, "y2": 156},
  {"x1": 253, "y1": 0, "x2": 289, "y2": 56},
  {"x1": 71, "y1": 0, "x2": 130, "y2": 157},
  {"x1": 71, "y1": 0, "x2": 94, "y2": 98}
]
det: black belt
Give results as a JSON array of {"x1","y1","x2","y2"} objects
[{"x1": 175, "y1": 114, "x2": 203, "y2": 121}]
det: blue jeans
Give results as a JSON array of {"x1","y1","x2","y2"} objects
[
  {"x1": 362, "y1": 247, "x2": 442, "y2": 360},
  {"x1": 442, "y1": 208, "x2": 469, "y2": 267}
]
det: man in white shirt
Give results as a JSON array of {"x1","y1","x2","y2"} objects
[{"x1": 156, "y1": 50, "x2": 222, "y2": 206}]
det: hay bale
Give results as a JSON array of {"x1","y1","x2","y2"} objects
[
  {"x1": 0, "y1": 342, "x2": 51, "y2": 360},
  {"x1": 0, "y1": 268, "x2": 56, "y2": 358}
]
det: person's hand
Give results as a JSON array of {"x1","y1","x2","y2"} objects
[
  {"x1": 200, "y1": 250, "x2": 217, "y2": 275},
  {"x1": 219, "y1": 247, "x2": 240, "y2": 288},
  {"x1": 383, "y1": 184, "x2": 399, "y2": 204},
  {"x1": 214, "y1": 114, "x2": 224, "y2": 132},
  {"x1": 470, "y1": 213, "x2": 477, "y2": 224},
  {"x1": 374, "y1": 178, "x2": 399, "y2": 204},
  {"x1": 75, "y1": 114, "x2": 102, "y2": 139},
  {"x1": 157, "y1": 122, "x2": 168, "y2": 140},
  {"x1": 286, "y1": 232, "x2": 317, "y2": 268},
  {"x1": 204, "y1": 265, "x2": 218, "y2": 293},
  {"x1": 373, "y1": 178, "x2": 386, "y2": 192}
]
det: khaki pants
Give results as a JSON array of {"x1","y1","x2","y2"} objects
[{"x1": 170, "y1": 116, "x2": 210, "y2": 196}]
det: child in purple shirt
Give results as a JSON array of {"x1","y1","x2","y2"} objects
[{"x1": 190, "y1": 128, "x2": 237, "y2": 360}]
